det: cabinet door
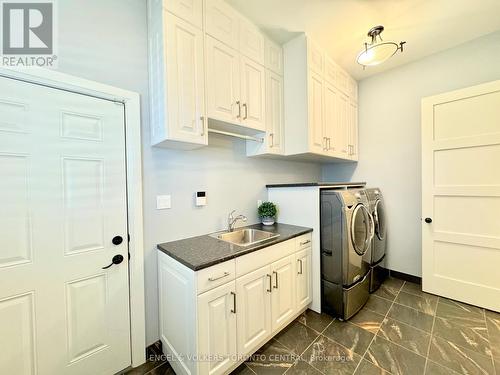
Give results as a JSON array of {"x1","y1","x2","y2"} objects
[
  {"x1": 240, "y1": 56, "x2": 266, "y2": 131},
  {"x1": 336, "y1": 92, "x2": 349, "y2": 158},
  {"x1": 307, "y1": 38, "x2": 324, "y2": 75},
  {"x1": 349, "y1": 100, "x2": 358, "y2": 160},
  {"x1": 266, "y1": 71, "x2": 284, "y2": 154},
  {"x1": 308, "y1": 70, "x2": 325, "y2": 154},
  {"x1": 205, "y1": 36, "x2": 240, "y2": 125},
  {"x1": 240, "y1": 18, "x2": 265, "y2": 65},
  {"x1": 296, "y1": 248, "x2": 312, "y2": 311},
  {"x1": 165, "y1": 12, "x2": 206, "y2": 144},
  {"x1": 198, "y1": 282, "x2": 237, "y2": 375},
  {"x1": 270, "y1": 255, "x2": 296, "y2": 332},
  {"x1": 236, "y1": 265, "x2": 272, "y2": 356},
  {"x1": 324, "y1": 57, "x2": 337, "y2": 86},
  {"x1": 336, "y1": 67, "x2": 349, "y2": 95},
  {"x1": 164, "y1": 0, "x2": 203, "y2": 28},
  {"x1": 205, "y1": 0, "x2": 239, "y2": 49},
  {"x1": 323, "y1": 82, "x2": 338, "y2": 155},
  {"x1": 265, "y1": 38, "x2": 283, "y2": 75}
]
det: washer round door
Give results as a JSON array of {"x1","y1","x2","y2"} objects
[
  {"x1": 351, "y1": 204, "x2": 372, "y2": 256},
  {"x1": 374, "y1": 199, "x2": 386, "y2": 241}
]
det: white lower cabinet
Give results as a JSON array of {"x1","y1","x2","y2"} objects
[
  {"x1": 235, "y1": 265, "x2": 272, "y2": 355},
  {"x1": 158, "y1": 234, "x2": 312, "y2": 375},
  {"x1": 198, "y1": 282, "x2": 237, "y2": 375},
  {"x1": 271, "y1": 255, "x2": 296, "y2": 331},
  {"x1": 296, "y1": 247, "x2": 313, "y2": 310}
]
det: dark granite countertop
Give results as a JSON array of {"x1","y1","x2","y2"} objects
[
  {"x1": 157, "y1": 223, "x2": 313, "y2": 271},
  {"x1": 266, "y1": 182, "x2": 366, "y2": 188}
]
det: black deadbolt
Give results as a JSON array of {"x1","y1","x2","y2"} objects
[
  {"x1": 112, "y1": 236, "x2": 123, "y2": 245},
  {"x1": 424, "y1": 218, "x2": 432, "y2": 223},
  {"x1": 102, "y1": 254, "x2": 124, "y2": 269}
]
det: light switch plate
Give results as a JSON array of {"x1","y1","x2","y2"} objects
[{"x1": 157, "y1": 195, "x2": 171, "y2": 209}]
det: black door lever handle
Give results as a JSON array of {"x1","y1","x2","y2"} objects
[{"x1": 102, "y1": 254, "x2": 124, "y2": 269}]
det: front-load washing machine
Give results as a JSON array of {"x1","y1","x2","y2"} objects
[
  {"x1": 365, "y1": 188, "x2": 388, "y2": 293},
  {"x1": 320, "y1": 189, "x2": 374, "y2": 319}
]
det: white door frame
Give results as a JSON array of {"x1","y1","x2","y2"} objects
[{"x1": 0, "y1": 67, "x2": 146, "y2": 368}]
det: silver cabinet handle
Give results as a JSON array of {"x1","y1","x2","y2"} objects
[
  {"x1": 266, "y1": 274, "x2": 272, "y2": 292},
  {"x1": 236, "y1": 101, "x2": 241, "y2": 119},
  {"x1": 269, "y1": 133, "x2": 274, "y2": 147},
  {"x1": 300, "y1": 240, "x2": 311, "y2": 246},
  {"x1": 208, "y1": 271, "x2": 230, "y2": 281},
  {"x1": 328, "y1": 138, "x2": 332, "y2": 150},
  {"x1": 323, "y1": 137, "x2": 327, "y2": 151},
  {"x1": 273, "y1": 271, "x2": 278, "y2": 289},
  {"x1": 297, "y1": 259, "x2": 303, "y2": 275},
  {"x1": 200, "y1": 116, "x2": 205, "y2": 136},
  {"x1": 230, "y1": 291, "x2": 236, "y2": 313},
  {"x1": 243, "y1": 103, "x2": 248, "y2": 120}
]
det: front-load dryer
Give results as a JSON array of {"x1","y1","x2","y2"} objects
[
  {"x1": 320, "y1": 189, "x2": 374, "y2": 320},
  {"x1": 365, "y1": 188, "x2": 388, "y2": 292}
]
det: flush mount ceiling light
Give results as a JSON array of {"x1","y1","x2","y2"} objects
[{"x1": 356, "y1": 25, "x2": 406, "y2": 68}]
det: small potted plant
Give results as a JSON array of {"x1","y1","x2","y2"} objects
[{"x1": 258, "y1": 201, "x2": 278, "y2": 226}]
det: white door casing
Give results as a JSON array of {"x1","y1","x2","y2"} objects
[
  {"x1": 422, "y1": 79, "x2": 500, "y2": 312},
  {"x1": 0, "y1": 76, "x2": 133, "y2": 374}
]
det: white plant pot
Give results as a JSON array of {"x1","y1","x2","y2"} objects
[{"x1": 261, "y1": 217, "x2": 275, "y2": 226}]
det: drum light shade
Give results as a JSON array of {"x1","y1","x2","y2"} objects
[{"x1": 357, "y1": 26, "x2": 405, "y2": 68}]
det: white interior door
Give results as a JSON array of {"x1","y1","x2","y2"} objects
[
  {"x1": 0, "y1": 76, "x2": 131, "y2": 374},
  {"x1": 422, "y1": 80, "x2": 500, "y2": 312}
]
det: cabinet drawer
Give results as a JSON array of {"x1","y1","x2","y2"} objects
[
  {"x1": 296, "y1": 233, "x2": 312, "y2": 250},
  {"x1": 235, "y1": 240, "x2": 295, "y2": 277},
  {"x1": 196, "y1": 259, "x2": 235, "y2": 294}
]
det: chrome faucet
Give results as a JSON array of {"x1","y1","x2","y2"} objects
[{"x1": 228, "y1": 210, "x2": 247, "y2": 232}]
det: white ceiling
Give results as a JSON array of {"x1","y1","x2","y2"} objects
[{"x1": 227, "y1": 0, "x2": 500, "y2": 80}]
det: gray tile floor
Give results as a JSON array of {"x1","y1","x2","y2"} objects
[{"x1": 125, "y1": 278, "x2": 500, "y2": 375}]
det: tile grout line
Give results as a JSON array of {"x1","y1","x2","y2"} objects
[
  {"x1": 423, "y1": 296, "x2": 438, "y2": 374},
  {"x1": 350, "y1": 280, "x2": 406, "y2": 375}
]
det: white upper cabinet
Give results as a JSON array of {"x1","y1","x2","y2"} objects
[
  {"x1": 308, "y1": 70, "x2": 325, "y2": 154},
  {"x1": 164, "y1": 0, "x2": 203, "y2": 28},
  {"x1": 348, "y1": 99, "x2": 358, "y2": 160},
  {"x1": 240, "y1": 56, "x2": 266, "y2": 131},
  {"x1": 266, "y1": 71, "x2": 284, "y2": 153},
  {"x1": 205, "y1": 0, "x2": 239, "y2": 49},
  {"x1": 205, "y1": 35, "x2": 240, "y2": 124},
  {"x1": 283, "y1": 33, "x2": 358, "y2": 161},
  {"x1": 265, "y1": 38, "x2": 283, "y2": 75},
  {"x1": 148, "y1": 2, "x2": 207, "y2": 149},
  {"x1": 239, "y1": 17, "x2": 265, "y2": 65},
  {"x1": 308, "y1": 38, "x2": 324, "y2": 75}
]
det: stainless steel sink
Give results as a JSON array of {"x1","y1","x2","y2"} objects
[{"x1": 210, "y1": 229, "x2": 280, "y2": 247}]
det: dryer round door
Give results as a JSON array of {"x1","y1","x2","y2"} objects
[
  {"x1": 351, "y1": 204, "x2": 372, "y2": 255},
  {"x1": 374, "y1": 199, "x2": 386, "y2": 241}
]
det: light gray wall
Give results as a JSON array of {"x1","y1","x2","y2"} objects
[
  {"x1": 322, "y1": 31, "x2": 500, "y2": 277},
  {"x1": 57, "y1": 0, "x2": 321, "y2": 345}
]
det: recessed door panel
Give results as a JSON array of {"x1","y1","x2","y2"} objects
[
  {"x1": 61, "y1": 112, "x2": 103, "y2": 141},
  {"x1": 0, "y1": 154, "x2": 31, "y2": 268},
  {"x1": 0, "y1": 292, "x2": 36, "y2": 375},
  {"x1": 63, "y1": 158, "x2": 105, "y2": 255},
  {"x1": 0, "y1": 100, "x2": 28, "y2": 133},
  {"x1": 66, "y1": 275, "x2": 108, "y2": 363}
]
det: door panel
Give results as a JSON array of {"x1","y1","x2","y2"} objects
[
  {"x1": 323, "y1": 82, "x2": 337, "y2": 155},
  {"x1": 0, "y1": 76, "x2": 130, "y2": 374},
  {"x1": 422, "y1": 81, "x2": 500, "y2": 311},
  {"x1": 198, "y1": 282, "x2": 237, "y2": 375},
  {"x1": 308, "y1": 70, "x2": 324, "y2": 153},
  {"x1": 205, "y1": 36, "x2": 240, "y2": 124},
  {"x1": 236, "y1": 265, "x2": 271, "y2": 356},
  {"x1": 205, "y1": 0, "x2": 239, "y2": 49},
  {"x1": 266, "y1": 71, "x2": 283, "y2": 154},
  {"x1": 349, "y1": 100, "x2": 358, "y2": 160},
  {"x1": 240, "y1": 56, "x2": 265, "y2": 131},
  {"x1": 165, "y1": 12, "x2": 206, "y2": 144},
  {"x1": 164, "y1": 0, "x2": 202, "y2": 28},
  {"x1": 337, "y1": 93, "x2": 349, "y2": 157},
  {"x1": 271, "y1": 255, "x2": 295, "y2": 332},
  {"x1": 296, "y1": 249, "x2": 312, "y2": 311},
  {"x1": 239, "y1": 18, "x2": 265, "y2": 65}
]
